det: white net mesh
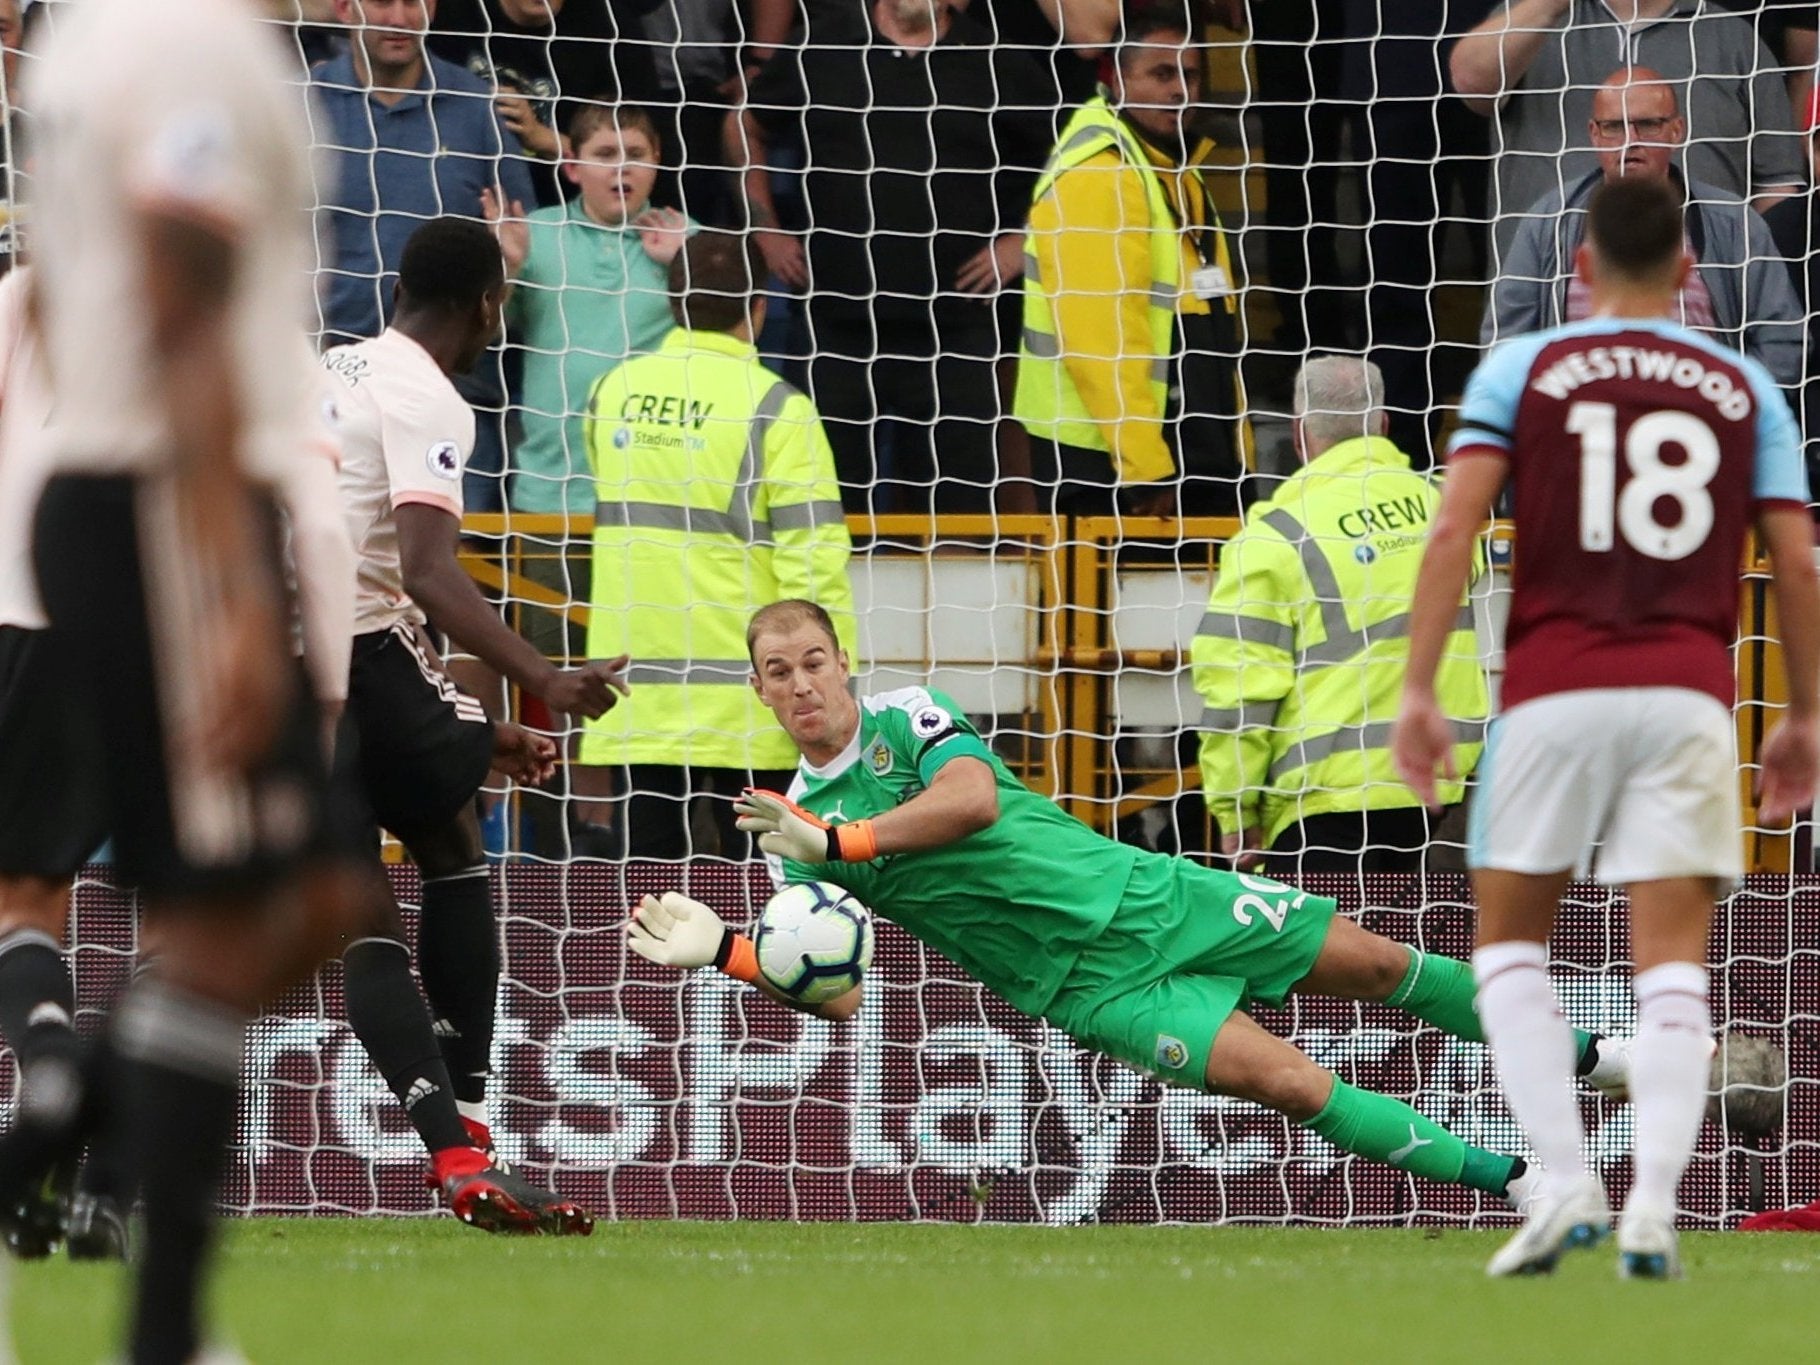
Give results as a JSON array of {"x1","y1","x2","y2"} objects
[{"x1": 3, "y1": 0, "x2": 1815, "y2": 1223}]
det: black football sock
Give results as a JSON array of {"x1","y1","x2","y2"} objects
[
  {"x1": 343, "y1": 937, "x2": 470, "y2": 1154},
  {"x1": 113, "y1": 980, "x2": 245, "y2": 1365},
  {"x1": 76, "y1": 956, "x2": 163, "y2": 1206},
  {"x1": 416, "y1": 867, "x2": 498, "y2": 1106},
  {"x1": 0, "y1": 929, "x2": 81, "y2": 1106}
]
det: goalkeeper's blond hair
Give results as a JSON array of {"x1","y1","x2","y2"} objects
[{"x1": 747, "y1": 599, "x2": 839, "y2": 664}]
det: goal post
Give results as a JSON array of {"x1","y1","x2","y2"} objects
[{"x1": 19, "y1": 3, "x2": 1808, "y2": 1224}]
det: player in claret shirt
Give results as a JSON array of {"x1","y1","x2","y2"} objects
[
  {"x1": 629, "y1": 598, "x2": 1639, "y2": 1208},
  {"x1": 1395, "y1": 176, "x2": 1820, "y2": 1280}
]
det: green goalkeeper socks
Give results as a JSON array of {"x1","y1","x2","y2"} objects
[
  {"x1": 1386, "y1": 947, "x2": 1595, "y2": 1065},
  {"x1": 1302, "y1": 1078, "x2": 1516, "y2": 1196}
]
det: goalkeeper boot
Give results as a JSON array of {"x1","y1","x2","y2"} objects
[
  {"x1": 65, "y1": 1189, "x2": 130, "y2": 1261},
  {"x1": 1581, "y1": 1033, "x2": 1719, "y2": 1103},
  {"x1": 1580, "y1": 1034, "x2": 1634, "y2": 1101},
  {"x1": 490, "y1": 1165, "x2": 595, "y2": 1238},
  {"x1": 1487, "y1": 1175, "x2": 1610, "y2": 1277},
  {"x1": 1501, "y1": 1158, "x2": 1540, "y2": 1214},
  {"x1": 1617, "y1": 1209, "x2": 1683, "y2": 1280}
]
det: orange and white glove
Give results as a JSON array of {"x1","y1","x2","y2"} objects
[
  {"x1": 627, "y1": 892, "x2": 758, "y2": 982},
  {"x1": 734, "y1": 789, "x2": 879, "y2": 864}
]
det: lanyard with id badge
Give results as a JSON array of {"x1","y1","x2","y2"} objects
[
  {"x1": 1191, "y1": 262, "x2": 1234, "y2": 301},
  {"x1": 1163, "y1": 160, "x2": 1243, "y2": 510},
  {"x1": 1161, "y1": 164, "x2": 1234, "y2": 305}
]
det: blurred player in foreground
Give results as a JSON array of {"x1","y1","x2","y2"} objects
[
  {"x1": 321, "y1": 217, "x2": 624, "y2": 1234},
  {"x1": 1394, "y1": 176, "x2": 1820, "y2": 1280},
  {"x1": 0, "y1": 0, "x2": 370, "y2": 1358},
  {"x1": 0, "y1": 321, "x2": 356, "y2": 1267},
  {"x1": 0, "y1": 257, "x2": 126, "y2": 1258},
  {"x1": 629, "y1": 599, "x2": 1638, "y2": 1208}
]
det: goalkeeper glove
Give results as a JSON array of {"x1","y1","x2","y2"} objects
[
  {"x1": 626, "y1": 892, "x2": 758, "y2": 982},
  {"x1": 734, "y1": 789, "x2": 879, "y2": 864}
]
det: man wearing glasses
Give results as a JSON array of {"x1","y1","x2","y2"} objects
[
  {"x1": 1453, "y1": 0, "x2": 1804, "y2": 272},
  {"x1": 1481, "y1": 66, "x2": 1803, "y2": 391}
]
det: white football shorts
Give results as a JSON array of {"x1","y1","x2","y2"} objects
[{"x1": 1467, "y1": 686, "x2": 1742, "y2": 885}]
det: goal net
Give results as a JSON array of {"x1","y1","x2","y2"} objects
[{"x1": 11, "y1": 1, "x2": 1816, "y2": 1225}]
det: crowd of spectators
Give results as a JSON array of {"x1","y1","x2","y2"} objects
[
  {"x1": 282, "y1": 0, "x2": 1820, "y2": 865},
  {"x1": 735, "y1": 0, "x2": 1056, "y2": 516},
  {"x1": 13, "y1": 0, "x2": 1820, "y2": 865},
  {"x1": 0, "y1": 2, "x2": 1813, "y2": 520},
  {"x1": 258, "y1": 0, "x2": 1820, "y2": 519}
]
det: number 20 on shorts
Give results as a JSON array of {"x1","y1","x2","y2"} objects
[{"x1": 1231, "y1": 873, "x2": 1304, "y2": 933}]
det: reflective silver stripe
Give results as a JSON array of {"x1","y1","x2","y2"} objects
[
  {"x1": 1266, "y1": 717, "x2": 1485, "y2": 785},
  {"x1": 1045, "y1": 123, "x2": 1116, "y2": 173},
  {"x1": 592, "y1": 381, "x2": 804, "y2": 542},
  {"x1": 622, "y1": 659, "x2": 754, "y2": 686},
  {"x1": 769, "y1": 500, "x2": 846, "y2": 532},
  {"x1": 1199, "y1": 702, "x2": 1279, "y2": 733},
  {"x1": 1257, "y1": 508, "x2": 1352, "y2": 660},
  {"x1": 1025, "y1": 330, "x2": 1169, "y2": 380},
  {"x1": 746, "y1": 379, "x2": 798, "y2": 458},
  {"x1": 594, "y1": 501, "x2": 747, "y2": 537},
  {"x1": 1299, "y1": 602, "x2": 1478, "y2": 669},
  {"x1": 1023, "y1": 326, "x2": 1060, "y2": 358},
  {"x1": 1023, "y1": 252, "x2": 1042, "y2": 287},
  {"x1": 736, "y1": 381, "x2": 800, "y2": 540},
  {"x1": 1300, "y1": 613, "x2": 1403, "y2": 668},
  {"x1": 1150, "y1": 282, "x2": 1178, "y2": 307},
  {"x1": 592, "y1": 495, "x2": 848, "y2": 541},
  {"x1": 1194, "y1": 611, "x2": 1295, "y2": 654},
  {"x1": 1247, "y1": 510, "x2": 1479, "y2": 668}
]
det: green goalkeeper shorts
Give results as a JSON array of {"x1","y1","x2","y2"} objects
[{"x1": 1043, "y1": 852, "x2": 1336, "y2": 1089}]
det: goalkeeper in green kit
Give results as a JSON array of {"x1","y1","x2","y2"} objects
[{"x1": 630, "y1": 600, "x2": 1632, "y2": 1202}]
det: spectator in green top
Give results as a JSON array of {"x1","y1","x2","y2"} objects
[
  {"x1": 485, "y1": 103, "x2": 690, "y2": 856},
  {"x1": 486, "y1": 103, "x2": 692, "y2": 519}
]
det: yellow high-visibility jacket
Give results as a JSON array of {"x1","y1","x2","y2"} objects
[
  {"x1": 1191, "y1": 436, "x2": 1487, "y2": 843},
  {"x1": 1015, "y1": 95, "x2": 1236, "y2": 486},
  {"x1": 580, "y1": 327, "x2": 856, "y2": 769}
]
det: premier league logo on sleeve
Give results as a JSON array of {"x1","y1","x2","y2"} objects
[
  {"x1": 425, "y1": 441, "x2": 462, "y2": 481},
  {"x1": 910, "y1": 704, "x2": 951, "y2": 740}
]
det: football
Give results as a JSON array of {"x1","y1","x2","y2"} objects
[
  {"x1": 1706, "y1": 1030, "x2": 1787, "y2": 1138},
  {"x1": 754, "y1": 881, "x2": 874, "y2": 1005}
]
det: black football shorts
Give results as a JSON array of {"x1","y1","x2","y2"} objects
[
  {"x1": 28, "y1": 473, "x2": 335, "y2": 900},
  {"x1": 339, "y1": 620, "x2": 494, "y2": 847}
]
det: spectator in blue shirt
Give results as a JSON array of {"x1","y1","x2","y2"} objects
[{"x1": 313, "y1": 0, "x2": 536, "y2": 512}]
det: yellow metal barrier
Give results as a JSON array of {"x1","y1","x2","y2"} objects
[{"x1": 458, "y1": 512, "x2": 1791, "y2": 871}]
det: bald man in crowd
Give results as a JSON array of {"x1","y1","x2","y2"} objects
[{"x1": 1483, "y1": 67, "x2": 1802, "y2": 394}]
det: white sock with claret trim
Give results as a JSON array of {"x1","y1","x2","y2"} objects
[
  {"x1": 1473, "y1": 940, "x2": 1588, "y2": 1190},
  {"x1": 1625, "y1": 961, "x2": 1711, "y2": 1222}
]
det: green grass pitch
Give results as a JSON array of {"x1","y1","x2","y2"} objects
[{"x1": 8, "y1": 1219, "x2": 1816, "y2": 1363}]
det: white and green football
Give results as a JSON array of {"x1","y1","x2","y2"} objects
[{"x1": 754, "y1": 881, "x2": 874, "y2": 1005}]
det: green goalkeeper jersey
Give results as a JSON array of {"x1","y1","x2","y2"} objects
[{"x1": 777, "y1": 687, "x2": 1137, "y2": 1015}]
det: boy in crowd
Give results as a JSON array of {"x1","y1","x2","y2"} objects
[{"x1": 485, "y1": 104, "x2": 689, "y2": 852}]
